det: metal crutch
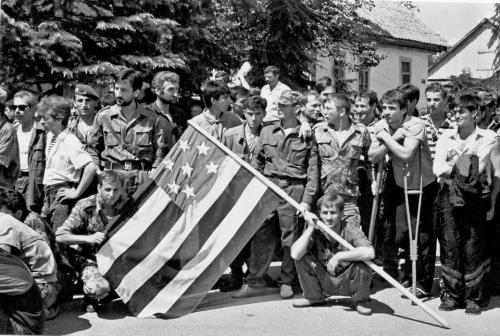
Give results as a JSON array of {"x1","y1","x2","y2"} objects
[{"x1": 403, "y1": 156, "x2": 424, "y2": 301}]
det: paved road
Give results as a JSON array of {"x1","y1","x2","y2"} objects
[{"x1": 46, "y1": 269, "x2": 499, "y2": 336}]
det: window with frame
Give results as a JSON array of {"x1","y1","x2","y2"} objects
[
  {"x1": 401, "y1": 59, "x2": 411, "y2": 84},
  {"x1": 333, "y1": 59, "x2": 345, "y2": 80},
  {"x1": 358, "y1": 67, "x2": 369, "y2": 91}
]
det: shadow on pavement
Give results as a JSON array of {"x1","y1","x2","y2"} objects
[{"x1": 44, "y1": 299, "x2": 131, "y2": 335}]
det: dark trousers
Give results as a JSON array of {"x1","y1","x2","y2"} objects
[
  {"x1": 435, "y1": 184, "x2": 489, "y2": 304},
  {"x1": 0, "y1": 284, "x2": 44, "y2": 335},
  {"x1": 229, "y1": 242, "x2": 251, "y2": 278},
  {"x1": 295, "y1": 254, "x2": 371, "y2": 303},
  {"x1": 246, "y1": 182, "x2": 304, "y2": 287},
  {"x1": 44, "y1": 182, "x2": 77, "y2": 230},
  {"x1": 383, "y1": 179, "x2": 438, "y2": 292}
]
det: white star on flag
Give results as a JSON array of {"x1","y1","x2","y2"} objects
[
  {"x1": 164, "y1": 159, "x2": 174, "y2": 171},
  {"x1": 206, "y1": 161, "x2": 219, "y2": 174},
  {"x1": 196, "y1": 142, "x2": 210, "y2": 156},
  {"x1": 167, "y1": 182, "x2": 180, "y2": 194},
  {"x1": 181, "y1": 162, "x2": 193, "y2": 177},
  {"x1": 182, "y1": 185, "x2": 195, "y2": 198},
  {"x1": 179, "y1": 140, "x2": 190, "y2": 152}
]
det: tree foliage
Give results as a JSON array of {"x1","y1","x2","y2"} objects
[
  {"x1": 0, "y1": 0, "x2": 384, "y2": 92},
  {"x1": 0, "y1": 0, "x2": 228, "y2": 91},
  {"x1": 209, "y1": 0, "x2": 382, "y2": 88}
]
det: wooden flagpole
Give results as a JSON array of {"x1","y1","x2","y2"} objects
[{"x1": 187, "y1": 121, "x2": 450, "y2": 329}]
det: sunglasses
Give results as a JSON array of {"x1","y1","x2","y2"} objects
[{"x1": 12, "y1": 104, "x2": 31, "y2": 111}]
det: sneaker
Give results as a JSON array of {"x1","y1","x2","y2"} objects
[
  {"x1": 438, "y1": 299, "x2": 460, "y2": 311},
  {"x1": 353, "y1": 301, "x2": 373, "y2": 315},
  {"x1": 465, "y1": 301, "x2": 481, "y2": 315},
  {"x1": 231, "y1": 284, "x2": 269, "y2": 299},
  {"x1": 293, "y1": 298, "x2": 327, "y2": 308},
  {"x1": 280, "y1": 284, "x2": 294, "y2": 299}
]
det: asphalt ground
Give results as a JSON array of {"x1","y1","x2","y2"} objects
[{"x1": 45, "y1": 264, "x2": 500, "y2": 336}]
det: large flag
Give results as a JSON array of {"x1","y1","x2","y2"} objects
[{"x1": 96, "y1": 122, "x2": 282, "y2": 318}]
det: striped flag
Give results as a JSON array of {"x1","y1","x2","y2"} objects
[{"x1": 96, "y1": 123, "x2": 281, "y2": 318}]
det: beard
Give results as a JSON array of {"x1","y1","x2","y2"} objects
[
  {"x1": 116, "y1": 97, "x2": 134, "y2": 107},
  {"x1": 159, "y1": 95, "x2": 176, "y2": 104}
]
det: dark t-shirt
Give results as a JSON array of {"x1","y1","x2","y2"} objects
[{"x1": 310, "y1": 220, "x2": 372, "y2": 273}]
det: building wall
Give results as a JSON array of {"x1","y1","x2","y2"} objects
[
  {"x1": 315, "y1": 44, "x2": 434, "y2": 110},
  {"x1": 429, "y1": 27, "x2": 498, "y2": 81}
]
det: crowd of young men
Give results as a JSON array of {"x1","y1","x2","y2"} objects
[{"x1": 1, "y1": 65, "x2": 500, "y2": 334}]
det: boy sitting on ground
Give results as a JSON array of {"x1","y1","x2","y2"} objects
[{"x1": 291, "y1": 193, "x2": 375, "y2": 315}]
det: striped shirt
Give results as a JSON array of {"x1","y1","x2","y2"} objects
[{"x1": 421, "y1": 115, "x2": 455, "y2": 160}]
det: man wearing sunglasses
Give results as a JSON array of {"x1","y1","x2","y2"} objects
[{"x1": 13, "y1": 90, "x2": 46, "y2": 216}]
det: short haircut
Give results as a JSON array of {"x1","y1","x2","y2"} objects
[
  {"x1": 37, "y1": 96, "x2": 73, "y2": 127},
  {"x1": 303, "y1": 90, "x2": 320, "y2": 102},
  {"x1": 425, "y1": 82, "x2": 447, "y2": 99},
  {"x1": 325, "y1": 94, "x2": 351, "y2": 114},
  {"x1": 246, "y1": 95, "x2": 267, "y2": 112},
  {"x1": 151, "y1": 71, "x2": 180, "y2": 91},
  {"x1": 202, "y1": 80, "x2": 230, "y2": 108},
  {"x1": 457, "y1": 92, "x2": 480, "y2": 113},
  {"x1": 355, "y1": 90, "x2": 378, "y2": 107},
  {"x1": 0, "y1": 187, "x2": 28, "y2": 220},
  {"x1": 315, "y1": 77, "x2": 333, "y2": 94},
  {"x1": 115, "y1": 69, "x2": 143, "y2": 91},
  {"x1": 14, "y1": 90, "x2": 38, "y2": 106},
  {"x1": 98, "y1": 170, "x2": 125, "y2": 187},
  {"x1": 230, "y1": 86, "x2": 249, "y2": 101},
  {"x1": 398, "y1": 84, "x2": 420, "y2": 103},
  {"x1": 264, "y1": 66, "x2": 279, "y2": 75},
  {"x1": 316, "y1": 193, "x2": 345, "y2": 212},
  {"x1": 380, "y1": 89, "x2": 408, "y2": 110}
]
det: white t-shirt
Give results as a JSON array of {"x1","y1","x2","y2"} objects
[
  {"x1": 43, "y1": 130, "x2": 93, "y2": 186},
  {"x1": 16, "y1": 126, "x2": 33, "y2": 172},
  {"x1": 261, "y1": 81, "x2": 290, "y2": 122}
]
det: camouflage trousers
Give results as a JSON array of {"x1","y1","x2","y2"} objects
[{"x1": 81, "y1": 263, "x2": 111, "y2": 300}]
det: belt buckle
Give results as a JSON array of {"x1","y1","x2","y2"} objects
[{"x1": 124, "y1": 162, "x2": 132, "y2": 171}]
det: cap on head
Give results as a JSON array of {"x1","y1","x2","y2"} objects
[
  {"x1": 278, "y1": 90, "x2": 303, "y2": 106},
  {"x1": 74, "y1": 84, "x2": 99, "y2": 100}
]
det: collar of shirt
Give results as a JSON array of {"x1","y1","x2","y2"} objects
[
  {"x1": 422, "y1": 114, "x2": 455, "y2": 130},
  {"x1": 447, "y1": 126, "x2": 487, "y2": 143},
  {"x1": 271, "y1": 120, "x2": 301, "y2": 135},
  {"x1": 202, "y1": 108, "x2": 225, "y2": 125},
  {"x1": 90, "y1": 193, "x2": 129, "y2": 218},
  {"x1": 109, "y1": 103, "x2": 150, "y2": 120}
]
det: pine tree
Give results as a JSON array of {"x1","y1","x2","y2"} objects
[{"x1": 0, "y1": 0, "x2": 224, "y2": 91}]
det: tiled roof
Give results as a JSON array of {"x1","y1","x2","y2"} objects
[{"x1": 359, "y1": 1, "x2": 447, "y2": 48}]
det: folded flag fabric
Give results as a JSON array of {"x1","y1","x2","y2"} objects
[{"x1": 96, "y1": 123, "x2": 281, "y2": 318}]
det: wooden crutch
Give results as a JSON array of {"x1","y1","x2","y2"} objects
[{"x1": 368, "y1": 161, "x2": 384, "y2": 242}]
